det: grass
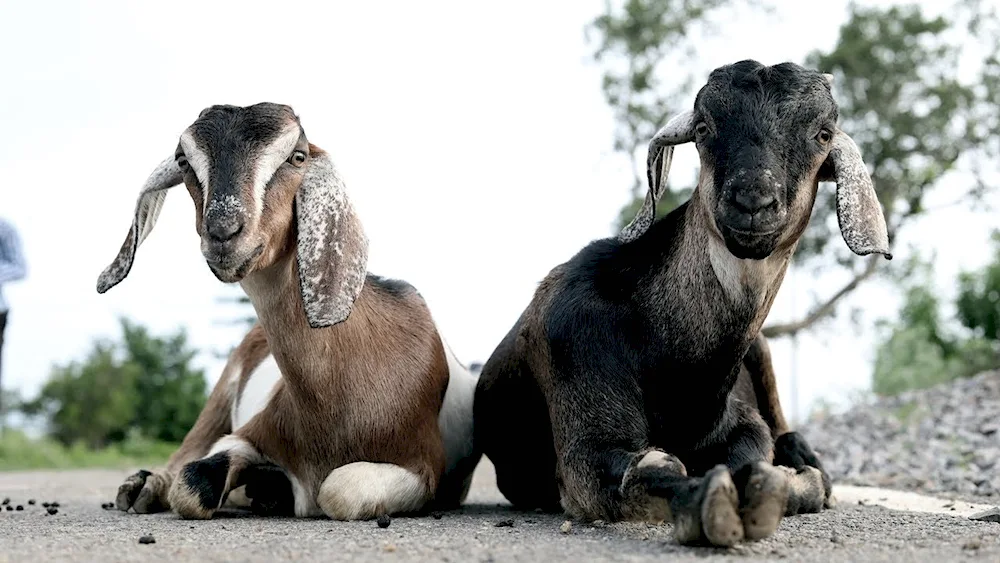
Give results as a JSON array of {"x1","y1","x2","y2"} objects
[{"x1": 0, "y1": 430, "x2": 174, "y2": 471}]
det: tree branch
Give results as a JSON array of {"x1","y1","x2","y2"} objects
[{"x1": 763, "y1": 255, "x2": 883, "y2": 338}]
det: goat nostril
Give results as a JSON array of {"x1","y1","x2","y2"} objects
[
  {"x1": 733, "y1": 192, "x2": 777, "y2": 214},
  {"x1": 208, "y1": 221, "x2": 244, "y2": 243}
]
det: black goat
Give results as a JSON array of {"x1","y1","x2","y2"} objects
[{"x1": 473, "y1": 60, "x2": 891, "y2": 547}]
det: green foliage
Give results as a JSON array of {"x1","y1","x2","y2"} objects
[
  {"x1": 120, "y1": 319, "x2": 207, "y2": 443},
  {"x1": 0, "y1": 429, "x2": 173, "y2": 471},
  {"x1": 21, "y1": 318, "x2": 207, "y2": 448},
  {"x1": 802, "y1": 3, "x2": 999, "y2": 269},
  {"x1": 956, "y1": 231, "x2": 1000, "y2": 341},
  {"x1": 873, "y1": 241, "x2": 1000, "y2": 396}
]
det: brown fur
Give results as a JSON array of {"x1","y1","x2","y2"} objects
[
  {"x1": 114, "y1": 107, "x2": 460, "y2": 518},
  {"x1": 237, "y1": 254, "x2": 448, "y2": 498}
]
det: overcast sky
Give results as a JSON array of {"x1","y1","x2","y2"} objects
[{"x1": 1, "y1": 0, "x2": 996, "y2": 425}]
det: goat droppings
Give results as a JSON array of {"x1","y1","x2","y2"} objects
[
  {"x1": 376, "y1": 514, "x2": 391, "y2": 528},
  {"x1": 27, "y1": 500, "x2": 35, "y2": 505},
  {"x1": 46, "y1": 507, "x2": 58, "y2": 516},
  {"x1": 138, "y1": 534, "x2": 156, "y2": 545},
  {"x1": 15, "y1": 505, "x2": 23, "y2": 511}
]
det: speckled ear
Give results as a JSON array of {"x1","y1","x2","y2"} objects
[
  {"x1": 826, "y1": 132, "x2": 892, "y2": 259},
  {"x1": 619, "y1": 110, "x2": 695, "y2": 243},
  {"x1": 295, "y1": 148, "x2": 369, "y2": 328},
  {"x1": 97, "y1": 155, "x2": 183, "y2": 293}
]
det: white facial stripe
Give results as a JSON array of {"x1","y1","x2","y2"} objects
[
  {"x1": 179, "y1": 131, "x2": 212, "y2": 205},
  {"x1": 252, "y1": 126, "x2": 301, "y2": 216}
]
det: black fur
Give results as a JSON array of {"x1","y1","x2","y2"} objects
[
  {"x1": 774, "y1": 431, "x2": 832, "y2": 500},
  {"x1": 367, "y1": 274, "x2": 419, "y2": 299},
  {"x1": 696, "y1": 61, "x2": 837, "y2": 259},
  {"x1": 239, "y1": 462, "x2": 296, "y2": 516},
  {"x1": 179, "y1": 451, "x2": 231, "y2": 511},
  {"x1": 474, "y1": 60, "x2": 834, "y2": 526}
]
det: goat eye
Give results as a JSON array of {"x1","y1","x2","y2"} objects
[
  {"x1": 695, "y1": 122, "x2": 709, "y2": 137},
  {"x1": 290, "y1": 150, "x2": 307, "y2": 166},
  {"x1": 816, "y1": 129, "x2": 833, "y2": 145},
  {"x1": 176, "y1": 156, "x2": 189, "y2": 170}
]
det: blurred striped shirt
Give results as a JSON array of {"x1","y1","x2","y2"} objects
[{"x1": 0, "y1": 218, "x2": 26, "y2": 313}]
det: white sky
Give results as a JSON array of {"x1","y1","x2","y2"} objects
[{"x1": 1, "y1": 0, "x2": 996, "y2": 425}]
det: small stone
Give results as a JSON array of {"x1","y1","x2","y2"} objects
[
  {"x1": 376, "y1": 514, "x2": 391, "y2": 528},
  {"x1": 383, "y1": 544, "x2": 396, "y2": 553},
  {"x1": 46, "y1": 507, "x2": 58, "y2": 515},
  {"x1": 495, "y1": 519, "x2": 515, "y2": 528},
  {"x1": 969, "y1": 507, "x2": 1000, "y2": 523},
  {"x1": 963, "y1": 539, "x2": 983, "y2": 551},
  {"x1": 138, "y1": 534, "x2": 156, "y2": 545},
  {"x1": 559, "y1": 520, "x2": 572, "y2": 534}
]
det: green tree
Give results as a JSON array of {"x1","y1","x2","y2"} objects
[
  {"x1": 22, "y1": 342, "x2": 139, "y2": 448},
  {"x1": 769, "y1": 2, "x2": 1000, "y2": 338},
  {"x1": 22, "y1": 318, "x2": 207, "y2": 447},
  {"x1": 120, "y1": 319, "x2": 208, "y2": 443},
  {"x1": 873, "y1": 237, "x2": 1000, "y2": 396},
  {"x1": 587, "y1": 0, "x2": 761, "y2": 229}
]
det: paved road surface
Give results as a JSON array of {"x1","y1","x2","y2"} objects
[{"x1": 1, "y1": 459, "x2": 998, "y2": 562}]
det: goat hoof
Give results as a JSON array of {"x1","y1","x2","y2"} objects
[
  {"x1": 699, "y1": 465, "x2": 744, "y2": 547},
  {"x1": 774, "y1": 432, "x2": 832, "y2": 506},
  {"x1": 116, "y1": 470, "x2": 169, "y2": 514},
  {"x1": 734, "y1": 462, "x2": 789, "y2": 541},
  {"x1": 168, "y1": 452, "x2": 232, "y2": 520}
]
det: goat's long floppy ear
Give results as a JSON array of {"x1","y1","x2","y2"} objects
[
  {"x1": 619, "y1": 110, "x2": 695, "y2": 243},
  {"x1": 296, "y1": 149, "x2": 369, "y2": 328},
  {"x1": 823, "y1": 131, "x2": 892, "y2": 259},
  {"x1": 96, "y1": 156, "x2": 184, "y2": 293}
]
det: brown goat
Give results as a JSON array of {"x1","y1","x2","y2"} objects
[{"x1": 98, "y1": 103, "x2": 480, "y2": 520}]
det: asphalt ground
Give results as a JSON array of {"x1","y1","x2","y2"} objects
[{"x1": 1, "y1": 459, "x2": 999, "y2": 562}]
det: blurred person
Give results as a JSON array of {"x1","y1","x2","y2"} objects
[{"x1": 0, "y1": 217, "x2": 26, "y2": 426}]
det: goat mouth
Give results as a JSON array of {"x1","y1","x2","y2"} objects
[
  {"x1": 722, "y1": 225, "x2": 781, "y2": 237},
  {"x1": 206, "y1": 244, "x2": 264, "y2": 279},
  {"x1": 719, "y1": 225, "x2": 780, "y2": 260}
]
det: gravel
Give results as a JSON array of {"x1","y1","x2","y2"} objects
[{"x1": 802, "y1": 370, "x2": 1000, "y2": 502}]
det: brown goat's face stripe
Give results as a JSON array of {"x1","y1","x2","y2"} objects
[{"x1": 173, "y1": 103, "x2": 306, "y2": 282}]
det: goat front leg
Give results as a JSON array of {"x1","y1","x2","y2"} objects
[
  {"x1": 550, "y1": 380, "x2": 751, "y2": 547},
  {"x1": 740, "y1": 334, "x2": 832, "y2": 510},
  {"x1": 694, "y1": 398, "x2": 824, "y2": 537},
  {"x1": 167, "y1": 435, "x2": 289, "y2": 519},
  {"x1": 116, "y1": 372, "x2": 233, "y2": 514}
]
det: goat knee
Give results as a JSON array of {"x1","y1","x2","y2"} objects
[{"x1": 317, "y1": 462, "x2": 430, "y2": 520}]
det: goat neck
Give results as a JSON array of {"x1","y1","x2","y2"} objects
[{"x1": 240, "y1": 251, "x2": 368, "y2": 405}]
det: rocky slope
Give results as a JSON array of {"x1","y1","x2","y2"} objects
[{"x1": 801, "y1": 370, "x2": 1000, "y2": 499}]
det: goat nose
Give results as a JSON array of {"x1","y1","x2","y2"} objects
[
  {"x1": 207, "y1": 219, "x2": 244, "y2": 242},
  {"x1": 732, "y1": 191, "x2": 776, "y2": 214}
]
